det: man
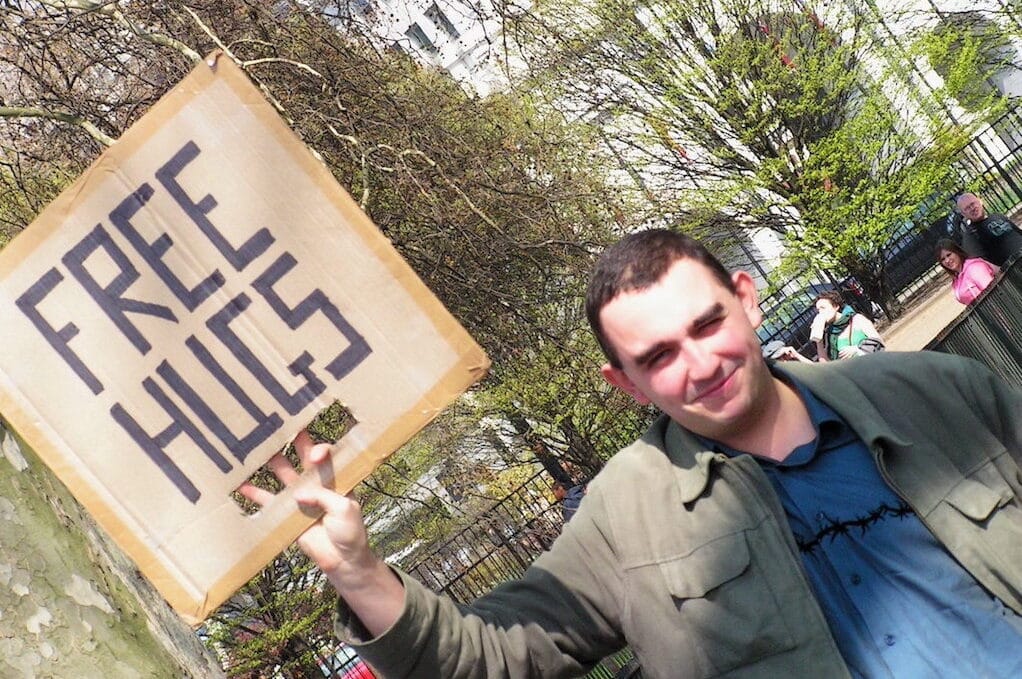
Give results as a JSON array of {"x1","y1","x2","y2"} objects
[
  {"x1": 245, "y1": 229, "x2": 1022, "y2": 678},
  {"x1": 956, "y1": 191, "x2": 1022, "y2": 266}
]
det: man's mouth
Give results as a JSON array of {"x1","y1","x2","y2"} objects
[{"x1": 691, "y1": 369, "x2": 736, "y2": 403}]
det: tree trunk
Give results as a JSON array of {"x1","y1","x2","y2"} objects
[
  {"x1": 506, "y1": 413, "x2": 571, "y2": 484},
  {"x1": 0, "y1": 424, "x2": 224, "y2": 678},
  {"x1": 559, "y1": 418, "x2": 605, "y2": 480}
]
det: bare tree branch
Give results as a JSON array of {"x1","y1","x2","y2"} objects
[
  {"x1": 38, "y1": 0, "x2": 202, "y2": 62},
  {"x1": 0, "y1": 105, "x2": 115, "y2": 146}
]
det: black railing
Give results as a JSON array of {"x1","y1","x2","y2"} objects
[
  {"x1": 886, "y1": 108, "x2": 1022, "y2": 307},
  {"x1": 952, "y1": 108, "x2": 1022, "y2": 215},
  {"x1": 401, "y1": 470, "x2": 564, "y2": 602},
  {"x1": 927, "y1": 256, "x2": 1022, "y2": 383},
  {"x1": 397, "y1": 469, "x2": 640, "y2": 677}
]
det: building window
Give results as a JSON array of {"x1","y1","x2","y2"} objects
[
  {"x1": 405, "y1": 22, "x2": 439, "y2": 55},
  {"x1": 426, "y1": 2, "x2": 461, "y2": 40},
  {"x1": 349, "y1": 0, "x2": 377, "y2": 22}
]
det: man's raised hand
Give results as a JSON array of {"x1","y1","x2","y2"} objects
[{"x1": 238, "y1": 431, "x2": 404, "y2": 637}]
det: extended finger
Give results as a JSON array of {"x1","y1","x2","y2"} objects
[
  {"x1": 294, "y1": 485, "x2": 359, "y2": 515},
  {"x1": 307, "y1": 441, "x2": 332, "y2": 466},
  {"x1": 238, "y1": 481, "x2": 275, "y2": 507},
  {"x1": 293, "y1": 430, "x2": 332, "y2": 467},
  {"x1": 294, "y1": 429, "x2": 333, "y2": 466},
  {"x1": 268, "y1": 453, "x2": 301, "y2": 486},
  {"x1": 293, "y1": 430, "x2": 315, "y2": 458}
]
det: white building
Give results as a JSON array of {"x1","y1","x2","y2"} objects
[{"x1": 343, "y1": 0, "x2": 510, "y2": 95}]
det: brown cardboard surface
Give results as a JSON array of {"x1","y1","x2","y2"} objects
[{"x1": 0, "y1": 53, "x2": 489, "y2": 624}]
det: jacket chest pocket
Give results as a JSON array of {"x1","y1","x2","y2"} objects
[
  {"x1": 944, "y1": 475, "x2": 1014, "y2": 521},
  {"x1": 656, "y1": 531, "x2": 798, "y2": 676},
  {"x1": 939, "y1": 462, "x2": 1022, "y2": 540},
  {"x1": 932, "y1": 460, "x2": 1022, "y2": 611}
]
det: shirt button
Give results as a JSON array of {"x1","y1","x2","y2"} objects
[
  {"x1": 816, "y1": 512, "x2": 826, "y2": 522},
  {"x1": 850, "y1": 574, "x2": 862, "y2": 585},
  {"x1": 884, "y1": 634, "x2": 896, "y2": 646}
]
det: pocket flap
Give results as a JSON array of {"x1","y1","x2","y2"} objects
[
  {"x1": 945, "y1": 477, "x2": 1011, "y2": 521},
  {"x1": 659, "y1": 532, "x2": 750, "y2": 600}
]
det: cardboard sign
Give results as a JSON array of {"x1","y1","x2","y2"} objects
[{"x1": 0, "y1": 53, "x2": 489, "y2": 624}]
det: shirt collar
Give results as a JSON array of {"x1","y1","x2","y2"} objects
[
  {"x1": 695, "y1": 372, "x2": 852, "y2": 466},
  {"x1": 657, "y1": 359, "x2": 912, "y2": 503}
]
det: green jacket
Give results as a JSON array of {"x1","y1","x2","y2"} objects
[{"x1": 337, "y1": 352, "x2": 1022, "y2": 678}]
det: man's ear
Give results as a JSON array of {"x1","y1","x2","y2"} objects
[
  {"x1": 601, "y1": 363, "x2": 651, "y2": 405},
  {"x1": 732, "y1": 270, "x2": 763, "y2": 329}
]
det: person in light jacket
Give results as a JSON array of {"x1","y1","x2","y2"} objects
[
  {"x1": 812, "y1": 290, "x2": 884, "y2": 361},
  {"x1": 246, "y1": 229, "x2": 1022, "y2": 679}
]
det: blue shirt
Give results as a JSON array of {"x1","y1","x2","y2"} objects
[
  {"x1": 561, "y1": 484, "x2": 586, "y2": 522},
  {"x1": 701, "y1": 380, "x2": 1022, "y2": 678}
]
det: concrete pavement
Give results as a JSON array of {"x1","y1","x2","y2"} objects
[{"x1": 881, "y1": 279, "x2": 966, "y2": 351}]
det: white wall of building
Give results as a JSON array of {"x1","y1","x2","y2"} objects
[{"x1": 348, "y1": 0, "x2": 509, "y2": 95}]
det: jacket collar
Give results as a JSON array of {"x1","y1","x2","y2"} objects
[{"x1": 776, "y1": 361, "x2": 911, "y2": 451}]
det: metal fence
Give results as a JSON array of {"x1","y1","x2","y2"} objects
[
  {"x1": 398, "y1": 469, "x2": 639, "y2": 678},
  {"x1": 883, "y1": 107, "x2": 1022, "y2": 305},
  {"x1": 892, "y1": 107, "x2": 1022, "y2": 303},
  {"x1": 401, "y1": 469, "x2": 564, "y2": 601},
  {"x1": 759, "y1": 105, "x2": 1022, "y2": 355},
  {"x1": 927, "y1": 256, "x2": 1022, "y2": 382},
  {"x1": 953, "y1": 108, "x2": 1022, "y2": 215}
]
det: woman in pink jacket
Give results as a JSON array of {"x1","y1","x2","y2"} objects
[{"x1": 937, "y1": 239, "x2": 999, "y2": 305}]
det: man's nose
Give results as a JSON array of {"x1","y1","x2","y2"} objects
[{"x1": 683, "y1": 341, "x2": 718, "y2": 380}]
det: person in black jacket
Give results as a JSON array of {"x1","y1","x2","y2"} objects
[{"x1": 956, "y1": 192, "x2": 1022, "y2": 266}]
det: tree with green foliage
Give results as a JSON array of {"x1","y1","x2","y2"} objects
[
  {"x1": 205, "y1": 548, "x2": 336, "y2": 678},
  {"x1": 496, "y1": 0, "x2": 1000, "y2": 310},
  {"x1": 780, "y1": 94, "x2": 969, "y2": 314},
  {"x1": 921, "y1": 10, "x2": 1019, "y2": 113},
  {"x1": 498, "y1": 0, "x2": 868, "y2": 226}
]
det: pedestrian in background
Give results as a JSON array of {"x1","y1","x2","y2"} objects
[
  {"x1": 813, "y1": 290, "x2": 884, "y2": 361},
  {"x1": 956, "y1": 192, "x2": 1022, "y2": 266},
  {"x1": 937, "y1": 238, "x2": 999, "y2": 305},
  {"x1": 552, "y1": 480, "x2": 586, "y2": 523}
]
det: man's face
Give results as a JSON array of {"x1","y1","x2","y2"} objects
[
  {"x1": 598, "y1": 258, "x2": 771, "y2": 441},
  {"x1": 957, "y1": 194, "x2": 986, "y2": 222}
]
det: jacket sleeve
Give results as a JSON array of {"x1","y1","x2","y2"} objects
[{"x1": 334, "y1": 489, "x2": 626, "y2": 679}]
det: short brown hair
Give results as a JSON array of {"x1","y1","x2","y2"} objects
[
  {"x1": 585, "y1": 229, "x2": 735, "y2": 368},
  {"x1": 814, "y1": 290, "x2": 844, "y2": 308}
]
